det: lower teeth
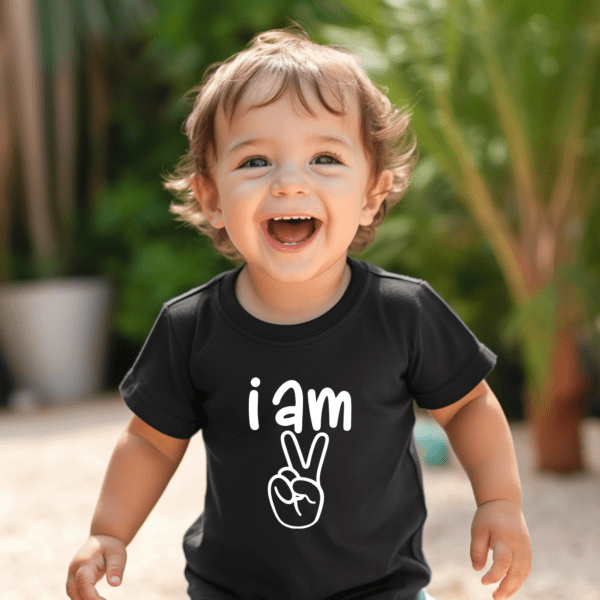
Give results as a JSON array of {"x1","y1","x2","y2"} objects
[{"x1": 283, "y1": 242, "x2": 299, "y2": 246}]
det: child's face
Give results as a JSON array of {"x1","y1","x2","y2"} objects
[{"x1": 193, "y1": 81, "x2": 392, "y2": 285}]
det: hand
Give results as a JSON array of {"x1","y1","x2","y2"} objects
[
  {"x1": 66, "y1": 535, "x2": 127, "y2": 600},
  {"x1": 470, "y1": 499, "x2": 532, "y2": 600},
  {"x1": 268, "y1": 431, "x2": 329, "y2": 529}
]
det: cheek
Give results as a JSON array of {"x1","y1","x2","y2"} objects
[
  {"x1": 222, "y1": 181, "x2": 262, "y2": 215},
  {"x1": 326, "y1": 183, "x2": 367, "y2": 219},
  {"x1": 219, "y1": 190, "x2": 261, "y2": 246},
  {"x1": 319, "y1": 171, "x2": 367, "y2": 198},
  {"x1": 229, "y1": 175, "x2": 266, "y2": 195},
  {"x1": 230, "y1": 184, "x2": 265, "y2": 216}
]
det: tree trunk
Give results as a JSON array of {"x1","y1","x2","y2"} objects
[{"x1": 527, "y1": 318, "x2": 590, "y2": 473}]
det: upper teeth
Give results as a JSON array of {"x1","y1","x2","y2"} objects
[{"x1": 272, "y1": 216, "x2": 311, "y2": 221}]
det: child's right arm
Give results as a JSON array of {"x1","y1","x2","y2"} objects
[{"x1": 66, "y1": 415, "x2": 190, "y2": 600}]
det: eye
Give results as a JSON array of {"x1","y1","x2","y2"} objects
[
  {"x1": 239, "y1": 156, "x2": 270, "y2": 169},
  {"x1": 311, "y1": 152, "x2": 344, "y2": 165}
]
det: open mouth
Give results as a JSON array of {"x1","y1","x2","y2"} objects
[{"x1": 265, "y1": 216, "x2": 321, "y2": 247}]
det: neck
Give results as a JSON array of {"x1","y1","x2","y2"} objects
[{"x1": 235, "y1": 259, "x2": 351, "y2": 325}]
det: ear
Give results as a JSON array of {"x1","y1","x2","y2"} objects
[
  {"x1": 191, "y1": 175, "x2": 225, "y2": 229},
  {"x1": 359, "y1": 169, "x2": 394, "y2": 227}
]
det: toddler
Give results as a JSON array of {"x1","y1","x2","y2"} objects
[{"x1": 67, "y1": 27, "x2": 531, "y2": 600}]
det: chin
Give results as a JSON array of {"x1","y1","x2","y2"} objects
[{"x1": 259, "y1": 260, "x2": 323, "y2": 285}]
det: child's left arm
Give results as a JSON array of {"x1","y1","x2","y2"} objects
[{"x1": 429, "y1": 380, "x2": 532, "y2": 600}]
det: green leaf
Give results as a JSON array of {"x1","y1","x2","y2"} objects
[
  {"x1": 442, "y1": 0, "x2": 465, "y2": 79},
  {"x1": 551, "y1": 27, "x2": 600, "y2": 151},
  {"x1": 338, "y1": 0, "x2": 384, "y2": 27},
  {"x1": 319, "y1": 24, "x2": 391, "y2": 73}
]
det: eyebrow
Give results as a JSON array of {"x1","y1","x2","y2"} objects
[{"x1": 224, "y1": 134, "x2": 354, "y2": 158}]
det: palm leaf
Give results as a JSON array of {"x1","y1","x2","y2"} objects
[
  {"x1": 548, "y1": 23, "x2": 600, "y2": 231},
  {"x1": 467, "y1": 1, "x2": 543, "y2": 246}
]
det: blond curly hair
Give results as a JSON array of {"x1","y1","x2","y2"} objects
[{"x1": 163, "y1": 26, "x2": 417, "y2": 262}]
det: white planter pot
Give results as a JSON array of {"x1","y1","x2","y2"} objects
[{"x1": 0, "y1": 277, "x2": 112, "y2": 404}]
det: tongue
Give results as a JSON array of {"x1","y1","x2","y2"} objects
[{"x1": 268, "y1": 219, "x2": 314, "y2": 244}]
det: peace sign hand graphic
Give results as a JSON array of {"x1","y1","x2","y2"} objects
[{"x1": 268, "y1": 431, "x2": 329, "y2": 529}]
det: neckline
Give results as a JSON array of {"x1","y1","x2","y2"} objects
[{"x1": 219, "y1": 257, "x2": 368, "y2": 342}]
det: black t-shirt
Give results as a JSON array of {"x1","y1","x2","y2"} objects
[{"x1": 120, "y1": 258, "x2": 496, "y2": 600}]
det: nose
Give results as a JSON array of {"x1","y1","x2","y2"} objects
[{"x1": 270, "y1": 165, "x2": 309, "y2": 197}]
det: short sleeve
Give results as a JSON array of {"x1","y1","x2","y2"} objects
[
  {"x1": 119, "y1": 305, "x2": 204, "y2": 438},
  {"x1": 407, "y1": 282, "x2": 497, "y2": 409}
]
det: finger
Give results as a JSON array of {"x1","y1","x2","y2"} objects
[
  {"x1": 74, "y1": 566, "x2": 106, "y2": 600},
  {"x1": 105, "y1": 544, "x2": 127, "y2": 587},
  {"x1": 280, "y1": 431, "x2": 305, "y2": 472},
  {"x1": 269, "y1": 474, "x2": 305, "y2": 526},
  {"x1": 67, "y1": 564, "x2": 82, "y2": 600},
  {"x1": 304, "y1": 433, "x2": 329, "y2": 482},
  {"x1": 490, "y1": 547, "x2": 532, "y2": 600},
  {"x1": 470, "y1": 522, "x2": 490, "y2": 571},
  {"x1": 66, "y1": 576, "x2": 83, "y2": 600},
  {"x1": 280, "y1": 432, "x2": 329, "y2": 482},
  {"x1": 270, "y1": 474, "x2": 295, "y2": 503},
  {"x1": 482, "y1": 542, "x2": 512, "y2": 586}
]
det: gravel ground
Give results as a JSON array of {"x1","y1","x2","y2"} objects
[{"x1": 1, "y1": 395, "x2": 599, "y2": 600}]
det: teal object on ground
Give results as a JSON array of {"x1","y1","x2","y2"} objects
[{"x1": 413, "y1": 419, "x2": 448, "y2": 467}]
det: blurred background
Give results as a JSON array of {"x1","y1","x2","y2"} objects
[
  {"x1": 2, "y1": 2, "x2": 600, "y2": 599},
  {"x1": 0, "y1": 0, "x2": 599, "y2": 474}
]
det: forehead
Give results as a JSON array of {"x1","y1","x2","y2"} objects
[{"x1": 213, "y1": 76, "x2": 362, "y2": 156}]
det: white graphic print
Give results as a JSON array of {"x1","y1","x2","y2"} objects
[
  {"x1": 248, "y1": 378, "x2": 352, "y2": 433},
  {"x1": 268, "y1": 431, "x2": 329, "y2": 529}
]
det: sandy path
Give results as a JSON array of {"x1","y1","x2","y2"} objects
[{"x1": 1, "y1": 396, "x2": 599, "y2": 600}]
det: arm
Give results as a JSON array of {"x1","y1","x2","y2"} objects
[
  {"x1": 429, "y1": 381, "x2": 532, "y2": 600},
  {"x1": 66, "y1": 416, "x2": 189, "y2": 600},
  {"x1": 91, "y1": 415, "x2": 189, "y2": 543},
  {"x1": 429, "y1": 380, "x2": 521, "y2": 506}
]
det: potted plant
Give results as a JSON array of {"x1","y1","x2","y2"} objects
[{"x1": 0, "y1": 0, "x2": 147, "y2": 404}]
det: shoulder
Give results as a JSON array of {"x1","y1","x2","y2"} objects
[
  {"x1": 153, "y1": 268, "x2": 239, "y2": 349},
  {"x1": 162, "y1": 268, "x2": 236, "y2": 322},
  {"x1": 356, "y1": 259, "x2": 429, "y2": 308},
  {"x1": 358, "y1": 260, "x2": 464, "y2": 328}
]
